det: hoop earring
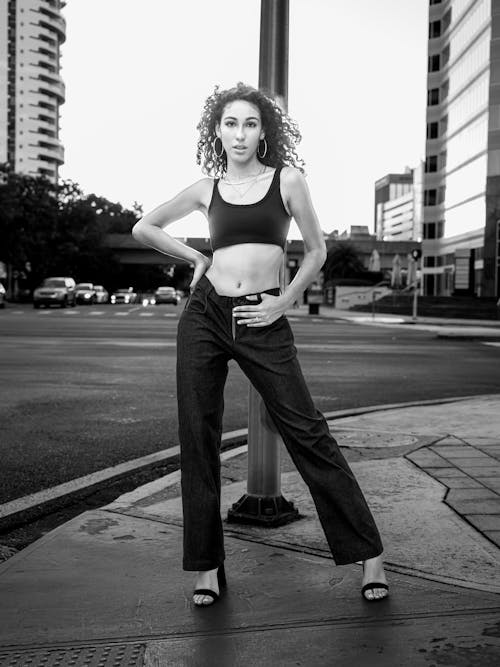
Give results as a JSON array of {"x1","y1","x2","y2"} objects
[
  {"x1": 212, "y1": 137, "x2": 224, "y2": 159},
  {"x1": 257, "y1": 138, "x2": 268, "y2": 159}
]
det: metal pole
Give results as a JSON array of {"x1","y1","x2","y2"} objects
[
  {"x1": 258, "y1": 0, "x2": 289, "y2": 109},
  {"x1": 227, "y1": 0, "x2": 298, "y2": 527},
  {"x1": 412, "y1": 258, "x2": 419, "y2": 321}
]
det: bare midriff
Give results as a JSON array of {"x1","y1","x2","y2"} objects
[{"x1": 205, "y1": 243, "x2": 283, "y2": 296}]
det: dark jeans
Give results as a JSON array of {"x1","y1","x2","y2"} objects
[{"x1": 176, "y1": 273, "x2": 383, "y2": 570}]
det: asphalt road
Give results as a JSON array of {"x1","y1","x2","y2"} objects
[{"x1": 1, "y1": 301, "x2": 500, "y2": 504}]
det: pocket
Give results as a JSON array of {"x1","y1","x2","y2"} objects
[
  {"x1": 185, "y1": 288, "x2": 207, "y2": 315},
  {"x1": 269, "y1": 313, "x2": 286, "y2": 327}
]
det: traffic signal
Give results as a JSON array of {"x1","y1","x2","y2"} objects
[{"x1": 411, "y1": 248, "x2": 422, "y2": 261}]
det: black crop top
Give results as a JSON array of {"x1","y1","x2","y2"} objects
[{"x1": 207, "y1": 167, "x2": 291, "y2": 252}]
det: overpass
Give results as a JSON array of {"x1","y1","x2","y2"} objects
[
  {"x1": 103, "y1": 234, "x2": 304, "y2": 267},
  {"x1": 103, "y1": 233, "x2": 420, "y2": 277}
]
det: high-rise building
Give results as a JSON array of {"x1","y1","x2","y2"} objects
[
  {"x1": 374, "y1": 164, "x2": 424, "y2": 242},
  {"x1": 423, "y1": 0, "x2": 499, "y2": 297},
  {"x1": 0, "y1": 0, "x2": 66, "y2": 184}
]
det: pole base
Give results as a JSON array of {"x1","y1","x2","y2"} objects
[
  {"x1": 227, "y1": 493, "x2": 300, "y2": 527},
  {"x1": 308, "y1": 303, "x2": 319, "y2": 315}
]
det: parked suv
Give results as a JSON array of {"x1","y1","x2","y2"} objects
[{"x1": 33, "y1": 277, "x2": 76, "y2": 308}]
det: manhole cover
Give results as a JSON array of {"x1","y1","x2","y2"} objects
[
  {"x1": 333, "y1": 428, "x2": 418, "y2": 449},
  {"x1": 0, "y1": 643, "x2": 145, "y2": 667}
]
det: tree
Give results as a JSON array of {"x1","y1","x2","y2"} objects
[
  {"x1": 323, "y1": 242, "x2": 365, "y2": 282},
  {"x1": 0, "y1": 166, "x2": 59, "y2": 290},
  {"x1": 0, "y1": 165, "x2": 141, "y2": 294}
]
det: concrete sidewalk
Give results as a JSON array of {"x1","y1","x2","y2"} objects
[
  {"x1": 287, "y1": 303, "x2": 500, "y2": 339},
  {"x1": 0, "y1": 396, "x2": 499, "y2": 666}
]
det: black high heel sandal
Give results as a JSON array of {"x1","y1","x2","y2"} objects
[
  {"x1": 193, "y1": 563, "x2": 227, "y2": 607},
  {"x1": 361, "y1": 561, "x2": 389, "y2": 602}
]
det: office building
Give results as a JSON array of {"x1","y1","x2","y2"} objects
[
  {"x1": 374, "y1": 165, "x2": 424, "y2": 242},
  {"x1": 0, "y1": 0, "x2": 66, "y2": 183},
  {"x1": 423, "y1": 0, "x2": 499, "y2": 297}
]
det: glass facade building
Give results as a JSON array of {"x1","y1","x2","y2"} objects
[{"x1": 423, "y1": 0, "x2": 500, "y2": 297}]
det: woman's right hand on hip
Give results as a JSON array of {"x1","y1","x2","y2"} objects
[{"x1": 189, "y1": 255, "x2": 211, "y2": 293}]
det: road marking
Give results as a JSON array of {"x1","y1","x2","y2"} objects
[
  {"x1": 295, "y1": 343, "x2": 430, "y2": 352},
  {"x1": 139, "y1": 312, "x2": 154, "y2": 317},
  {"x1": 164, "y1": 313, "x2": 176, "y2": 317},
  {"x1": 64, "y1": 310, "x2": 79, "y2": 315},
  {"x1": 98, "y1": 340, "x2": 176, "y2": 347},
  {"x1": 483, "y1": 342, "x2": 500, "y2": 348},
  {"x1": 38, "y1": 310, "x2": 53, "y2": 315},
  {"x1": 10, "y1": 311, "x2": 24, "y2": 314},
  {"x1": 89, "y1": 311, "x2": 105, "y2": 316},
  {"x1": 344, "y1": 316, "x2": 407, "y2": 324},
  {"x1": 114, "y1": 312, "x2": 128, "y2": 316}
]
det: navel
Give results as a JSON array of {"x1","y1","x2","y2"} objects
[{"x1": 236, "y1": 281, "x2": 241, "y2": 288}]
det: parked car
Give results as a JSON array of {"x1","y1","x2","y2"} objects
[
  {"x1": 0, "y1": 282, "x2": 5, "y2": 308},
  {"x1": 140, "y1": 292, "x2": 156, "y2": 306},
  {"x1": 153, "y1": 286, "x2": 180, "y2": 305},
  {"x1": 110, "y1": 287, "x2": 138, "y2": 304},
  {"x1": 33, "y1": 277, "x2": 76, "y2": 308},
  {"x1": 94, "y1": 285, "x2": 109, "y2": 303},
  {"x1": 74, "y1": 283, "x2": 97, "y2": 305}
]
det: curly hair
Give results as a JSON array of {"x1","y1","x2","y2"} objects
[{"x1": 196, "y1": 82, "x2": 305, "y2": 177}]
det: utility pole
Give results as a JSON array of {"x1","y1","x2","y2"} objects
[{"x1": 227, "y1": 0, "x2": 299, "y2": 527}]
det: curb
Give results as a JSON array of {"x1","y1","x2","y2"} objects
[
  {"x1": 0, "y1": 433, "x2": 247, "y2": 531},
  {"x1": 287, "y1": 306, "x2": 500, "y2": 327},
  {"x1": 1, "y1": 394, "x2": 498, "y2": 531},
  {"x1": 436, "y1": 331, "x2": 500, "y2": 340}
]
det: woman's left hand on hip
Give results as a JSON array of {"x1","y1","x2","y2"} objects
[{"x1": 233, "y1": 294, "x2": 286, "y2": 327}]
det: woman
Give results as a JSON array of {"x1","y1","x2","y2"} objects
[{"x1": 132, "y1": 83, "x2": 388, "y2": 607}]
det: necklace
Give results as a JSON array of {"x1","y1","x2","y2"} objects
[
  {"x1": 222, "y1": 166, "x2": 267, "y2": 199},
  {"x1": 223, "y1": 168, "x2": 265, "y2": 184}
]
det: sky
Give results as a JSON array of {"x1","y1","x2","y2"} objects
[{"x1": 58, "y1": 0, "x2": 429, "y2": 240}]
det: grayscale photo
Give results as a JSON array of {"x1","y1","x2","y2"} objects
[{"x1": 0, "y1": 0, "x2": 499, "y2": 665}]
